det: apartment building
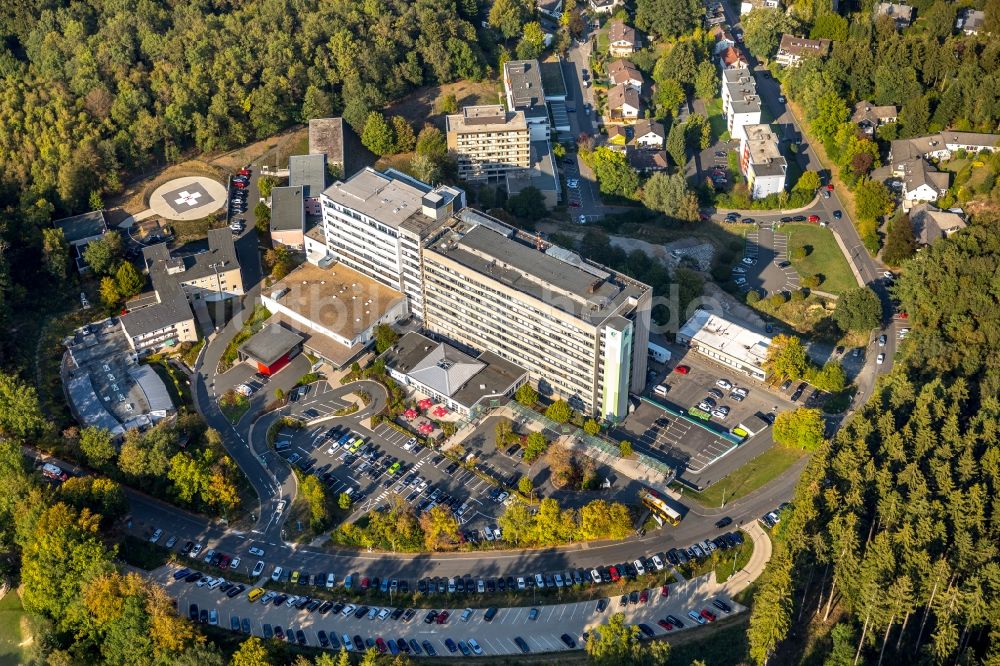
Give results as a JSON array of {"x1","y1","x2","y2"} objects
[
  {"x1": 317, "y1": 167, "x2": 464, "y2": 321},
  {"x1": 120, "y1": 228, "x2": 244, "y2": 353},
  {"x1": 503, "y1": 60, "x2": 551, "y2": 141},
  {"x1": 421, "y1": 210, "x2": 652, "y2": 421},
  {"x1": 446, "y1": 106, "x2": 531, "y2": 182},
  {"x1": 740, "y1": 124, "x2": 787, "y2": 199},
  {"x1": 721, "y1": 68, "x2": 761, "y2": 142},
  {"x1": 775, "y1": 34, "x2": 831, "y2": 67}
]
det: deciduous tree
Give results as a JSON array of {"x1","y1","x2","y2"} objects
[
  {"x1": 544, "y1": 400, "x2": 572, "y2": 423},
  {"x1": 765, "y1": 334, "x2": 809, "y2": 380},
  {"x1": 361, "y1": 112, "x2": 396, "y2": 156},
  {"x1": 79, "y1": 427, "x2": 116, "y2": 467},
  {"x1": 834, "y1": 287, "x2": 882, "y2": 332},
  {"x1": 42, "y1": 228, "x2": 70, "y2": 281},
  {"x1": 773, "y1": 407, "x2": 825, "y2": 450},
  {"x1": 392, "y1": 116, "x2": 416, "y2": 152},
  {"x1": 515, "y1": 383, "x2": 538, "y2": 407},
  {"x1": 82, "y1": 232, "x2": 123, "y2": 276},
  {"x1": 742, "y1": 8, "x2": 795, "y2": 60},
  {"x1": 636, "y1": 0, "x2": 703, "y2": 38},
  {"x1": 0, "y1": 372, "x2": 46, "y2": 439}
]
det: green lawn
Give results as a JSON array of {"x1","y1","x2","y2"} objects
[
  {"x1": 676, "y1": 445, "x2": 805, "y2": 508},
  {"x1": 780, "y1": 223, "x2": 858, "y2": 295},
  {"x1": 0, "y1": 590, "x2": 27, "y2": 666},
  {"x1": 678, "y1": 538, "x2": 755, "y2": 583},
  {"x1": 706, "y1": 97, "x2": 730, "y2": 142}
]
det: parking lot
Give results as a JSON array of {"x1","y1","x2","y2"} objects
[
  {"x1": 739, "y1": 227, "x2": 798, "y2": 295},
  {"x1": 154, "y1": 562, "x2": 745, "y2": 657},
  {"x1": 270, "y1": 411, "x2": 513, "y2": 540}
]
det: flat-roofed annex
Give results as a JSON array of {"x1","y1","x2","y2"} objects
[
  {"x1": 266, "y1": 262, "x2": 405, "y2": 343},
  {"x1": 323, "y1": 169, "x2": 430, "y2": 229}
]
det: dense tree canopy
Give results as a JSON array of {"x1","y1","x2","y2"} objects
[{"x1": 636, "y1": 0, "x2": 703, "y2": 39}]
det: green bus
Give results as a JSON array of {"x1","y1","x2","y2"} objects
[{"x1": 688, "y1": 407, "x2": 711, "y2": 421}]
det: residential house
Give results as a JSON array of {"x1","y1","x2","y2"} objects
[
  {"x1": 719, "y1": 46, "x2": 749, "y2": 70},
  {"x1": 740, "y1": 124, "x2": 787, "y2": 199},
  {"x1": 900, "y1": 158, "x2": 949, "y2": 204},
  {"x1": 712, "y1": 26, "x2": 737, "y2": 54},
  {"x1": 891, "y1": 132, "x2": 1000, "y2": 164},
  {"x1": 852, "y1": 102, "x2": 898, "y2": 137},
  {"x1": 740, "y1": 0, "x2": 780, "y2": 15},
  {"x1": 630, "y1": 119, "x2": 665, "y2": 149},
  {"x1": 537, "y1": 0, "x2": 563, "y2": 20},
  {"x1": 607, "y1": 125, "x2": 629, "y2": 147},
  {"x1": 908, "y1": 204, "x2": 967, "y2": 246},
  {"x1": 607, "y1": 83, "x2": 640, "y2": 121},
  {"x1": 874, "y1": 2, "x2": 914, "y2": 28},
  {"x1": 607, "y1": 59, "x2": 644, "y2": 91},
  {"x1": 269, "y1": 185, "x2": 305, "y2": 249},
  {"x1": 721, "y1": 68, "x2": 761, "y2": 142},
  {"x1": 608, "y1": 20, "x2": 638, "y2": 57},
  {"x1": 52, "y1": 210, "x2": 111, "y2": 273},
  {"x1": 446, "y1": 105, "x2": 531, "y2": 181},
  {"x1": 957, "y1": 8, "x2": 986, "y2": 35},
  {"x1": 775, "y1": 34, "x2": 831, "y2": 67},
  {"x1": 625, "y1": 148, "x2": 669, "y2": 173},
  {"x1": 590, "y1": 0, "x2": 624, "y2": 13},
  {"x1": 705, "y1": 2, "x2": 727, "y2": 25}
]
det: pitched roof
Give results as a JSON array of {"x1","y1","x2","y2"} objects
[
  {"x1": 626, "y1": 148, "x2": 669, "y2": 170},
  {"x1": 607, "y1": 59, "x2": 643, "y2": 85},
  {"x1": 778, "y1": 34, "x2": 831, "y2": 58},
  {"x1": 852, "y1": 101, "x2": 898, "y2": 125},
  {"x1": 720, "y1": 46, "x2": 748, "y2": 67},
  {"x1": 608, "y1": 20, "x2": 637, "y2": 44},
  {"x1": 903, "y1": 158, "x2": 949, "y2": 193},
  {"x1": 607, "y1": 83, "x2": 640, "y2": 110},
  {"x1": 908, "y1": 204, "x2": 966, "y2": 245},
  {"x1": 875, "y1": 2, "x2": 914, "y2": 24},
  {"x1": 53, "y1": 210, "x2": 109, "y2": 244},
  {"x1": 631, "y1": 119, "x2": 665, "y2": 141}
]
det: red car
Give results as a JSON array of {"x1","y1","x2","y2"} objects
[
  {"x1": 639, "y1": 589, "x2": 649, "y2": 604},
  {"x1": 375, "y1": 638, "x2": 387, "y2": 654},
  {"x1": 826, "y1": 184, "x2": 834, "y2": 191},
  {"x1": 658, "y1": 619, "x2": 673, "y2": 631},
  {"x1": 661, "y1": 585, "x2": 669, "y2": 598},
  {"x1": 436, "y1": 611, "x2": 449, "y2": 624},
  {"x1": 609, "y1": 567, "x2": 621, "y2": 582},
  {"x1": 360, "y1": 577, "x2": 370, "y2": 590},
  {"x1": 238, "y1": 168, "x2": 251, "y2": 176},
  {"x1": 700, "y1": 609, "x2": 717, "y2": 622},
  {"x1": 808, "y1": 214, "x2": 820, "y2": 223},
  {"x1": 674, "y1": 365, "x2": 690, "y2": 375},
  {"x1": 233, "y1": 181, "x2": 246, "y2": 189},
  {"x1": 218, "y1": 555, "x2": 230, "y2": 568}
]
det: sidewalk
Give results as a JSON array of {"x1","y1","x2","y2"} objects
[{"x1": 720, "y1": 521, "x2": 772, "y2": 596}]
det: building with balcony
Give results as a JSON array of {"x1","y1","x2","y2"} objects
[
  {"x1": 740, "y1": 124, "x2": 787, "y2": 199},
  {"x1": 421, "y1": 210, "x2": 651, "y2": 420},
  {"x1": 721, "y1": 68, "x2": 761, "y2": 142},
  {"x1": 446, "y1": 106, "x2": 531, "y2": 182}
]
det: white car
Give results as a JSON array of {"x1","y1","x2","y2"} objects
[
  {"x1": 712, "y1": 408, "x2": 730, "y2": 419},
  {"x1": 252, "y1": 561, "x2": 266, "y2": 577},
  {"x1": 229, "y1": 557, "x2": 240, "y2": 569},
  {"x1": 326, "y1": 573, "x2": 336, "y2": 589},
  {"x1": 877, "y1": 353, "x2": 885, "y2": 365},
  {"x1": 366, "y1": 607, "x2": 378, "y2": 620},
  {"x1": 275, "y1": 500, "x2": 286, "y2": 515},
  {"x1": 517, "y1": 577, "x2": 527, "y2": 590},
  {"x1": 716, "y1": 379, "x2": 732, "y2": 390},
  {"x1": 403, "y1": 437, "x2": 417, "y2": 451},
  {"x1": 271, "y1": 566, "x2": 283, "y2": 582},
  {"x1": 190, "y1": 543, "x2": 203, "y2": 558},
  {"x1": 249, "y1": 546, "x2": 265, "y2": 557},
  {"x1": 469, "y1": 639, "x2": 483, "y2": 655},
  {"x1": 377, "y1": 608, "x2": 391, "y2": 620},
  {"x1": 202, "y1": 549, "x2": 216, "y2": 563},
  {"x1": 149, "y1": 528, "x2": 163, "y2": 543},
  {"x1": 742, "y1": 257, "x2": 754, "y2": 265},
  {"x1": 341, "y1": 604, "x2": 357, "y2": 617},
  {"x1": 286, "y1": 595, "x2": 299, "y2": 607},
  {"x1": 734, "y1": 278, "x2": 746, "y2": 285},
  {"x1": 882, "y1": 271, "x2": 894, "y2": 279},
  {"x1": 260, "y1": 591, "x2": 276, "y2": 605},
  {"x1": 196, "y1": 576, "x2": 213, "y2": 588},
  {"x1": 651, "y1": 555, "x2": 665, "y2": 571},
  {"x1": 326, "y1": 442, "x2": 340, "y2": 454},
  {"x1": 633, "y1": 559, "x2": 645, "y2": 576},
  {"x1": 208, "y1": 577, "x2": 224, "y2": 590},
  {"x1": 732, "y1": 387, "x2": 748, "y2": 398},
  {"x1": 554, "y1": 573, "x2": 564, "y2": 587},
  {"x1": 590, "y1": 569, "x2": 602, "y2": 584},
  {"x1": 732, "y1": 267, "x2": 746, "y2": 274}
]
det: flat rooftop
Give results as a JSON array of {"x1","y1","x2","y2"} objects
[
  {"x1": 239, "y1": 322, "x2": 305, "y2": 366},
  {"x1": 288, "y1": 154, "x2": 327, "y2": 198},
  {"x1": 744, "y1": 124, "x2": 786, "y2": 176},
  {"x1": 266, "y1": 261, "x2": 405, "y2": 342},
  {"x1": 53, "y1": 210, "x2": 108, "y2": 244},
  {"x1": 271, "y1": 185, "x2": 305, "y2": 232},
  {"x1": 504, "y1": 60, "x2": 546, "y2": 109},
  {"x1": 447, "y1": 106, "x2": 528, "y2": 134},
  {"x1": 427, "y1": 212, "x2": 649, "y2": 323},
  {"x1": 679, "y1": 310, "x2": 771, "y2": 369},
  {"x1": 507, "y1": 140, "x2": 559, "y2": 195}
]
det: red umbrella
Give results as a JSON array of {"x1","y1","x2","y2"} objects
[
  {"x1": 418, "y1": 398, "x2": 433, "y2": 410},
  {"x1": 419, "y1": 422, "x2": 434, "y2": 434},
  {"x1": 433, "y1": 406, "x2": 448, "y2": 417},
  {"x1": 404, "y1": 408, "x2": 418, "y2": 420}
]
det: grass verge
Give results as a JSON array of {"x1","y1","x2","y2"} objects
[
  {"x1": 706, "y1": 97, "x2": 729, "y2": 142},
  {"x1": 677, "y1": 537, "x2": 754, "y2": 583},
  {"x1": 218, "y1": 304, "x2": 271, "y2": 373},
  {"x1": 675, "y1": 445, "x2": 805, "y2": 508},
  {"x1": 780, "y1": 223, "x2": 858, "y2": 295},
  {"x1": 220, "y1": 393, "x2": 251, "y2": 424},
  {"x1": 0, "y1": 589, "x2": 27, "y2": 666}
]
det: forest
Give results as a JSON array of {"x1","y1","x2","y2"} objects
[
  {"x1": 0, "y1": 0, "x2": 490, "y2": 367},
  {"x1": 747, "y1": 221, "x2": 1000, "y2": 665}
]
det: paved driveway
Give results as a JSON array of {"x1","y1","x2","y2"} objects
[{"x1": 742, "y1": 227, "x2": 798, "y2": 295}]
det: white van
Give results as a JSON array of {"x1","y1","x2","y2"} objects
[{"x1": 654, "y1": 384, "x2": 669, "y2": 397}]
